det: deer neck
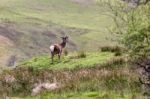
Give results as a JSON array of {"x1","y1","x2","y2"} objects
[{"x1": 60, "y1": 41, "x2": 66, "y2": 48}]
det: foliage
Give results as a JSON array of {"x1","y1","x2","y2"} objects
[
  {"x1": 122, "y1": 4, "x2": 150, "y2": 60},
  {"x1": 100, "y1": 45, "x2": 123, "y2": 53},
  {"x1": 100, "y1": 0, "x2": 150, "y2": 61}
]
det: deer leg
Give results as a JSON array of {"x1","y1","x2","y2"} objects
[
  {"x1": 51, "y1": 53, "x2": 54, "y2": 63},
  {"x1": 58, "y1": 51, "x2": 62, "y2": 61},
  {"x1": 58, "y1": 53, "x2": 61, "y2": 61}
]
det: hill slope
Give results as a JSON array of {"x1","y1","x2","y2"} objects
[
  {"x1": 21, "y1": 52, "x2": 114, "y2": 69},
  {"x1": 0, "y1": 0, "x2": 116, "y2": 66}
]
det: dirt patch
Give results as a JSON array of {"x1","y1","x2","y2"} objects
[
  {"x1": 0, "y1": 35, "x2": 13, "y2": 47},
  {"x1": 0, "y1": 35, "x2": 14, "y2": 67},
  {"x1": 0, "y1": 23, "x2": 21, "y2": 43},
  {"x1": 0, "y1": 23, "x2": 19, "y2": 67}
]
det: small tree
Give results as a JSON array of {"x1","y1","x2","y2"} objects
[
  {"x1": 99, "y1": 0, "x2": 150, "y2": 60},
  {"x1": 122, "y1": 3, "x2": 150, "y2": 60}
]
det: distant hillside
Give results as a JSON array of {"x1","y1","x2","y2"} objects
[{"x1": 0, "y1": 0, "x2": 116, "y2": 67}]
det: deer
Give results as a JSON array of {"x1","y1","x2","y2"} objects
[{"x1": 49, "y1": 36, "x2": 68, "y2": 63}]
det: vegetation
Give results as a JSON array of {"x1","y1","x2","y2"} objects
[
  {"x1": 21, "y1": 91, "x2": 143, "y2": 99},
  {"x1": 0, "y1": 0, "x2": 118, "y2": 66},
  {"x1": 0, "y1": 50, "x2": 142, "y2": 99},
  {"x1": 100, "y1": 0, "x2": 150, "y2": 97},
  {"x1": 0, "y1": 62, "x2": 141, "y2": 99},
  {"x1": 101, "y1": 0, "x2": 150, "y2": 60},
  {"x1": 0, "y1": 0, "x2": 150, "y2": 99},
  {"x1": 21, "y1": 52, "x2": 114, "y2": 69},
  {"x1": 100, "y1": 45, "x2": 124, "y2": 56},
  {"x1": 120, "y1": 3, "x2": 150, "y2": 61}
]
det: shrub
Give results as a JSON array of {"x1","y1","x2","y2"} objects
[
  {"x1": 77, "y1": 51, "x2": 86, "y2": 58},
  {"x1": 114, "y1": 51, "x2": 122, "y2": 56},
  {"x1": 100, "y1": 46, "x2": 123, "y2": 54},
  {"x1": 69, "y1": 51, "x2": 86, "y2": 59}
]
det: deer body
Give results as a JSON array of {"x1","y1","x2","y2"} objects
[{"x1": 50, "y1": 36, "x2": 68, "y2": 63}]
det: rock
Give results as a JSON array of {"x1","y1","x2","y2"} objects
[{"x1": 31, "y1": 82, "x2": 60, "y2": 96}]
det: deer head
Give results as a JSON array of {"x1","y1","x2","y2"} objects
[{"x1": 61, "y1": 36, "x2": 68, "y2": 43}]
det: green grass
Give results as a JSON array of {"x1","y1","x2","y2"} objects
[
  {"x1": 12, "y1": 91, "x2": 144, "y2": 99},
  {"x1": 1, "y1": 51, "x2": 142, "y2": 99},
  {"x1": 0, "y1": 0, "x2": 112, "y2": 30},
  {"x1": 21, "y1": 52, "x2": 114, "y2": 69}
]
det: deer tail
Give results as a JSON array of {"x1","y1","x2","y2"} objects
[{"x1": 50, "y1": 45, "x2": 55, "y2": 52}]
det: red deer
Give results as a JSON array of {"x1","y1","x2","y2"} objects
[{"x1": 49, "y1": 36, "x2": 68, "y2": 63}]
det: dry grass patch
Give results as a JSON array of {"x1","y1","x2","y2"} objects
[{"x1": 0, "y1": 66, "x2": 140, "y2": 97}]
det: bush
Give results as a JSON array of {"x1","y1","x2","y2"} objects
[
  {"x1": 77, "y1": 51, "x2": 86, "y2": 58},
  {"x1": 100, "y1": 46, "x2": 123, "y2": 54},
  {"x1": 69, "y1": 51, "x2": 86, "y2": 59},
  {"x1": 114, "y1": 51, "x2": 122, "y2": 56}
]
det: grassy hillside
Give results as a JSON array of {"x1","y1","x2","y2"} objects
[
  {"x1": 0, "y1": 51, "x2": 142, "y2": 99},
  {"x1": 0, "y1": 0, "x2": 116, "y2": 66},
  {"x1": 21, "y1": 52, "x2": 114, "y2": 69},
  {"x1": 0, "y1": 0, "x2": 146, "y2": 99},
  {"x1": 0, "y1": 48, "x2": 144, "y2": 99}
]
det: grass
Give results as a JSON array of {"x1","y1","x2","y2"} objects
[
  {"x1": 0, "y1": 50, "x2": 143, "y2": 98},
  {"x1": 21, "y1": 52, "x2": 114, "y2": 69},
  {"x1": 0, "y1": 64, "x2": 142, "y2": 99},
  {"x1": 12, "y1": 91, "x2": 144, "y2": 99},
  {"x1": 0, "y1": 0, "x2": 111, "y2": 29}
]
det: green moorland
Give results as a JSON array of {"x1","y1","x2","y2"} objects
[
  {"x1": 0, "y1": 0, "x2": 146, "y2": 99},
  {"x1": 0, "y1": 51, "x2": 143, "y2": 99},
  {"x1": 21, "y1": 52, "x2": 114, "y2": 69},
  {"x1": 0, "y1": 0, "x2": 118, "y2": 67}
]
